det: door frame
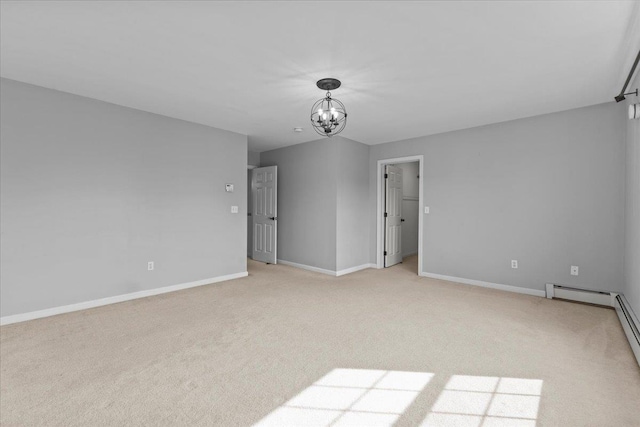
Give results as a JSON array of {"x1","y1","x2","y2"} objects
[
  {"x1": 247, "y1": 165, "x2": 258, "y2": 258},
  {"x1": 376, "y1": 155, "x2": 424, "y2": 274}
]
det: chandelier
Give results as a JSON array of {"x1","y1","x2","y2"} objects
[{"x1": 310, "y1": 78, "x2": 347, "y2": 137}]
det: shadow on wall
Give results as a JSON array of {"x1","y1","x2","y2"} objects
[{"x1": 253, "y1": 368, "x2": 542, "y2": 426}]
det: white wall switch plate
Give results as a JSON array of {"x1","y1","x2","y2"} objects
[
  {"x1": 511, "y1": 260, "x2": 518, "y2": 269},
  {"x1": 424, "y1": 206, "x2": 430, "y2": 214},
  {"x1": 225, "y1": 184, "x2": 234, "y2": 192},
  {"x1": 148, "y1": 261, "x2": 154, "y2": 271},
  {"x1": 231, "y1": 206, "x2": 239, "y2": 213},
  {"x1": 571, "y1": 265, "x2": 579, "y2": 276}
]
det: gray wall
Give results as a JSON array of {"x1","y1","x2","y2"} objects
[
  {"x1": 336, "y1": 138, "x2": 370, "y2": 271},
  {"x1": 248, "y1": 151, "x2": 260, "y2": 167},
  {"x1": 624, "y1": 70, "x2": 640, "y2": 317},
  {"x1": 2, "y1": 77, "x2": 630, "y2": 316},
  {"x1": 370, "y1": 102, "x2": 626, "y2": 293},
  {"x1": 260, "y1": 138, "x2": 338, "y2": 271},
  {"x1": 0, "y1": 78, "x2": 248, "y2": 317},
  {"x1": 260, "y1": 136, "x2": 370, "y2": 272},
  {"x1": 398, "y1": 161, "x2": 420, "y2": 199}
]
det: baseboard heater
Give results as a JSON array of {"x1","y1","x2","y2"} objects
[
  {"x1": 613, "y1": 294, "x2": 640, "y2": 366},
  {"x1": 546, "y1": 284, "x2": 640, "y2": 366},
  {"x1": 545, "y1": 283, "x2": 615, "y2": 307}
]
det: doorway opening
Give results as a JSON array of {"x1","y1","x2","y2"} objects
[{"x1": 376, "y1": 155, "x2": 424, "y2": 275}]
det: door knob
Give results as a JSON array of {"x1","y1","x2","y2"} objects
[
  {"x1": 401, "y1": 218, "x2": 405, "y2": 222},
  {"x1": 269, "y1": 217, "x2": 277, "y2": 220}
]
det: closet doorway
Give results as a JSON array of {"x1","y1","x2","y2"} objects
[{"x1": 376, "y1": 155, "x2": 424, "y2": 275}]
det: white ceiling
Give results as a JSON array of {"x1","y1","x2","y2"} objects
[{"x1": 1, "y1": 1, "x2": 639, "y2": 152}]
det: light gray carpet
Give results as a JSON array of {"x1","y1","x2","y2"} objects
[{"x1": 1, "y1": 256, "x2": 639, "y2": 426}]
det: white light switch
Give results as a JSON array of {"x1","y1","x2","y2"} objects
[
  {"x1": 231, "y1": 206, "x2": 239, "y2": 213},
  {"x1": 571, "y1": 265, "x2": 579, "y2": 276},
  {"x1": 225, "y1": 184, "x2": 234, "y2": 192},
  {"x1": 424, "y1": 206, "x2": 430, "y2": 214}
]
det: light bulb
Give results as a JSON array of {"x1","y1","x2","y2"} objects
[
  {"x1": 322, "y1": 113, "x2": 327, "y2": 120},
  {"x1": 318, "y1": 109, "x2": 323, "y2": 116}
]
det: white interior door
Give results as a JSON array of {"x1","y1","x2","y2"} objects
[
  {"x1": 252, "y1": 166, "x2": 277, "y2": 264},
  {"x1": 385, "y1": 164, "x2": 403, "y2": 267}
]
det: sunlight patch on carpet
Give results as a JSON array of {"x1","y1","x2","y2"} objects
[
  {"x1": 253, "y1": 368, "x2": 434, "y2": 427},
  {"x1": 420, "y1": 375, "x2": 543, "y2": 427}
]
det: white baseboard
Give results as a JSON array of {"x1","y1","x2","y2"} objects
[
  {"x1": 277, "y1": 259, "x2": 374, "y2": 277},
  {"x1": 336, "y1": 263, "x2": 376, "y2": 277},
  {"x1": 420, "y1": 271, "x2": 545, "y2": 297},
  {"x1": 277, "y1": 259, "x2": 336, "y2": 276},
  {"x1": 0, "y1": 271, "x2": 248, "y2": 326}
]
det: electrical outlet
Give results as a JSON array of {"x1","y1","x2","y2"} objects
[
  {"x1": 148, "y1": 261, "x2": 154, "y2": 271},
  {"x1": 231, "y1": 206, "x2": 239, "y2": 213},
  {"x1": 511, "y1": 260, "x2": 518, "y2": 269},
  {"x1": 424, "y1": 206, "x2": 430, "y2": 214},
  {"x1": 571, "y1": 265, "x2": 579, "y2": 276}
]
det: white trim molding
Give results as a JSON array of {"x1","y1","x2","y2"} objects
[
  {"x1": 336, "y1": 263, "x2": 376, "y2": 277},
  {"x1": 278, "y1": 259, "x2": 375, "y2": 277},
  {"x1": 0, "y1": 271, "x2": 248, "y2": 326},
  {"x1": 277, "y1": 259, "x2": 335, "y2": 276},
  {"x1": 420, "y1": 271, "x2": 545, "y2": 297}
]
